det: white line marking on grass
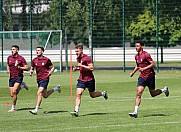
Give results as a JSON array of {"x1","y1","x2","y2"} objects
[{"x1": 30, "y1": 121, "x2": 181, "y2": 131}]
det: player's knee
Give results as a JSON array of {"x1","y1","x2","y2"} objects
[
  {"x1": 76, "y1": 92, "x2": 82, "y2": 97},
  {"x1": 136, "y1": 92, "x2": 142, "y2": 97},
  {"x1": 12, "y1": 90, "x2": 19, "y2": 95},
  {"x1": 10, "y1": 93, "x2": 13, "y2": 97},
  {"x1": 37, "y1": 92, "x2": 42, "y2": 96}
]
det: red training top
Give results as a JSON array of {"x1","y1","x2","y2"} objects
[
  {"x1": 77, "y1": 54, "x2": 94, "y2": 82},
  {"x1": 31, "y1": 56, "x2": 53, "y2": 81},
  {"x1": 7, "y1": 55, "x2": 27, "y2": 78},
  {"x1": 135, "y1": 50, "x2": 155, "y2": 78}
]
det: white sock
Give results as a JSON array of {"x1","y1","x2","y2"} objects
[
  {"x1": 134, "y1": 106, "x2": 139, "y2": 114},
  {"x1": 101, "y1": 92, "x2": 105, "y2": 96},
  {"x1": 53, "y1": 86, "x2": 59, "y2": 91},
  {"x1": 161, "y1": 88, "x2": 166, "y2": 93},
  {"x1": 35, "y1": 106, "x2": 39, "y2": 112},
  {"x1": 75, "y1": 106, "x2": 79, "y2": 112},
  {"x1": 12, "y1": 105, "x2": 15, "y2": 110}
]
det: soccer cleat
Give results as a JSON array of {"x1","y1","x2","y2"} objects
[
  {"x1": 129, "y1": 112, "x2": 138, "y2": 118},
  {"x1": 70, "y1": 111, "x2": 78, "y2": 117},
  {"x1": 57, "y1": 85, "x2": 61, "y2": 93},
  {"x1": 8, "y1": 109, "x2": 16, "y2": 112},
  {"x1": 20, "y1": 82, "x2": 29, "y2": 90},
  {"x1": 29, "y1": 109, "x2": 37, "y2": 115},
  {"x1": 164, "y1": 86, "x2": 169, "y2": 97},
  {"x1": 103, "y1": 91, "x2": 108, "y2": 100}
]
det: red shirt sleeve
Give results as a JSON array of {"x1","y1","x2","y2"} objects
[
  {"x1": 21, "y1": 57, "x2": 27, "y2": 65},
  {"x1": 47, "y1": 58, "x2": 53, "y2": 66},
  {"x1": 145, "y1": 52, "x2": 153, "y2": 62},
  {"x1": 86, "y1": 56, "x2": 93, "y2": 65}
]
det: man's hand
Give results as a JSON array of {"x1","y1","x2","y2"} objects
[
  {"x1": 130, "y1": 72, "x2": 134, "y2": 77},
  {"x1": 73, "y1": 66, "x2": 79, "y2": 72},
  {"x1": 7, "y1": 70, "x2": 10, "y2": 74},
  {"x1": 78, "y1": 63, "x2": 83, "y2": 67},
  {"x1": 30, "y1": 70, "x2": 33, "y2": 77}
]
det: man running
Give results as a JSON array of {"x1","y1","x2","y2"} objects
[
  {"x1": 29, "y1": 46, "x2": 60, "y2": 115},
  {"x1": 129, "y1": 41, "x2": 169, "y2": 118},
  {"x1": 7, "y1": 45, "x2": 29, "y2": 112},
  {"x1": 71, "y1": 44, "x2": 108, "y2": 117}
]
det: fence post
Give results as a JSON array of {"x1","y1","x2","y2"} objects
[
  {"x1": 29, "y1": 0, "x2": 33, "y2": 63},
  {"x1": 89, "y1": 0, "x2": 93, "y2": 61},
  {"x1": 122, "y1": 0, "x2": 125, "y2": 72},
  {"x1": 156, "y1": 0, "x2": 159, "y2": 72},
  {"x1": 0, "y1": 0, "x2": 4, "y2": 70},
  {"x1": 59, "y1": 0, "x2": 63, "y2": 72}
]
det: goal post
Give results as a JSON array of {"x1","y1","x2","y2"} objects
[{"x1": 0, "y1": 30, "x2": 63, "y2": 72}]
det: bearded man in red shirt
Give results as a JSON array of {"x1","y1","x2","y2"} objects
[
  {"x1": 7, "y1": 45, "x2": 29, "y2": 112},
  {"x1": 71, "y1": 44, "x2": 108, "y2": 117}
]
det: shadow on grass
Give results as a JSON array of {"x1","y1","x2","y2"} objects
[
  {"x1": 17, "y1": 107, "x2": 40, "y2": 111},
  {"x1": 143, "y1": 113, "x2": 168, "y2": 117},
  {"x1": 80, "y1": 112, "x2": 111, "y2": 117},
  {"x1": 43, "y1": 110, "x2": 68, "y2": 114}
]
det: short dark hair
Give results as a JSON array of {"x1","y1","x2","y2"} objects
[
  {"x1": 135, "y1": 41, "x2": 144, "y2": 46},
  {"x1": 36, "y1": 46, "x2": 44, "y2": 52},
  {"x1": 12, "y1": 45, "x2": 19, "y2": 50},
  {"x1": 75, "y1": 44, "x2": 83, "y2": 50}
]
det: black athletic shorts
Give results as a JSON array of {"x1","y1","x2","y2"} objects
[
  {"x1": 137, "y1": 76, "x2": 155, "y2": 90},
  {"x1": 9, "y1": 76, "x2": 23, "y2": 87},
  {"x1": 37, "y1": 80, "x2": 49, "y2": 89},
  {"x1": 77, "y1": 79, "x2": 95, "y2": 92}
]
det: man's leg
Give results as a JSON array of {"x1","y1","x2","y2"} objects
[
  {"x1": 149, "y1": 87, "x2": 169, "y2": 97},
  {"x1": 149, "y1": 89, "x2": 162, "y2": 97},
  {"x1": 89, "y1": 91, "x2": 108, "y2": 100},
  {"x1": 148, "y1": 76, "x2": 169, "y2": 97},
  {"x1": 88, "y1": 79, "x2": 108, "y2": 99},
  {"x1": 29, "y1": 84, "x2": 61, "y2": 115},
  {"x1": 20, "y1": 82, "x2": 29, "y2": 90},
  {"x1": 71, "y1": 88, "x2": 84, "y2": 117},
  {"x1": 43, "y1": 85, "x2": 61, "y2": 98},
  {"x1": 29, "y1": 87, "x2": 44, "y2": 115},
  {"x1": 8, "y1": 83, "x2": 21, "y2": 112},
  {"x1": 129, "y1": 86, "x2": 144, "y2": 118}
]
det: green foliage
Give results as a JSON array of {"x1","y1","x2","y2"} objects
[
  {"x1": 2, "y1": 0, "x2": 181, "y2": 47},
  {"x1": 3, "y1": 0, "x2": 13, "y2": 31},
  {"x1": 127, "y1": 0, "x2": 181, "y2": 47}
]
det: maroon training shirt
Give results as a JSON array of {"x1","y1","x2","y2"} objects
[
  {"x1": 31, "y1": 56, "x2": 53, "y2": 81},
  {"x1": 77, "y1": 54, "x2": 94, "y2": 82},
  {"x1": 7, "y1": 55, "x2": 27, "y2": 78},
  {"x1": 135, "y1": 50, "x2": 155, "y2": 78}
]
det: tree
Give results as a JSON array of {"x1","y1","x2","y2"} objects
[
  {"x1": 127, "y1": 0, "x2": 181, "y2": 63},
  {"x1": 3, "y1": 0, "x2": 13, "y2": 31}
]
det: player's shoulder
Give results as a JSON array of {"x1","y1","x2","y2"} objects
[
  {"x1": 142, "y1": 50, "x2": 151, "y2": 56},
  {"x1": 43, "y1": 56, "x2": 51, "y2": 61},
  {"x1": 143, "y1": 50, "x2": 149, "y2": 54},
  {"x1": 83, "y1": 54, "x2": 91, "y2": 59},
  {"x1": 44, "y1": 56, "x2": 49, "y2": 59},
  {"x1": 32, "y1": 57, "x2": 38, "y2": 61},
  {"x1": 18, "y1": 55, "x2": 25, "y2": 59}
]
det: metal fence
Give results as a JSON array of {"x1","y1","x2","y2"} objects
[{"x1": 0, "y1": 0, "x2": 181, "y2": 71}]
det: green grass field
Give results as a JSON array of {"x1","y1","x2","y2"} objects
[{"x1": 0, "y1": 70, "x2": 181, "y2": 132}]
